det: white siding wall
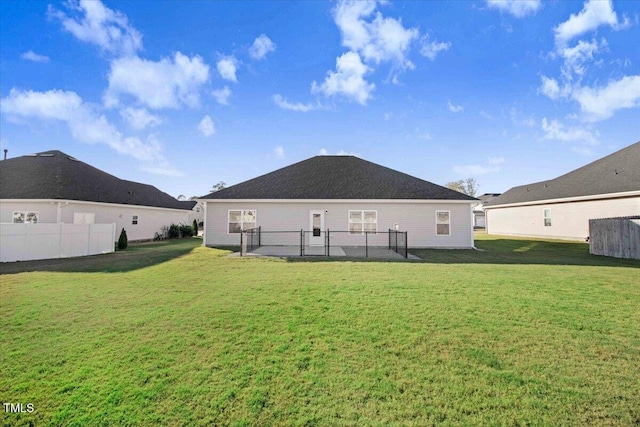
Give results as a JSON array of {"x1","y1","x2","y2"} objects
[
  {"x1": 1, "y1": 200, "x2": 191, "y2": 242},
  {"x1": 486, "y1": 196, "x2": 640, "y2": 240},
  {"x1": 204, "y1": 201, "x2": 473, "y2": 248}
]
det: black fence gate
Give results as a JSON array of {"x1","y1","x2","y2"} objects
[{"x1": 388, "y1": 229, "x2": 408, "y2": 258}]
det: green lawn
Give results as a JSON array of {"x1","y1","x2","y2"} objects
[{"x1": 1, "y1": 237, "x2": 639, "y2": 426}]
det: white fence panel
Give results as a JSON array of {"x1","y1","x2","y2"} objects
[{"x1": 1, "y1": 223, "x2": 116, "y2": 263}]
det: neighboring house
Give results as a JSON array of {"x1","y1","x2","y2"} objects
[
  {"x1": 472, "y1": 193, "x2": 501, "y2": 228},
  {"x1": 484, "y1": 141, "x2": 640, "y2": 240},
  {"x1": 179, "y1": 200, "x2": 204, "y2": 224},
  {"x1": 199, "y1": 155, "x2": 477, "y2": 249},
  {"x1": 0, "y1": 150, "x2": 193, "y2": 242}
]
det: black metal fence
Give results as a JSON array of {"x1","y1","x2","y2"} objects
[
  {"x1": 240, "y1": 228, "x2": 408, "y2": 258},
  {"x1": 240, "y1": 226, "x2": 261, "y2": 255},
  {"x1": 388, "y1": 229, "x2": 408, "y2": 258}
]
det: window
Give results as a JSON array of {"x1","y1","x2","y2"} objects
[
  {"x1": 132, "y1": 215, "x2": 139, "y2": 225},
  {"x1": 349, "y1": 210, "x2": 377, "y2": 234},
  {"x1": 436, "y1": 211, "x2": 450, "y2": 236},
  {"x1": 543, "y1": 209, "x2": 552, "y2": 227},
  {"x1": 228, "y1": 210, "x2": 256, "y2": 233},
  {"x1": 13, "y1": 211, "x2": 38, "y2": 224},
  {"x1": 73, "y1": 212, "x2": 95, "y2": 224}
]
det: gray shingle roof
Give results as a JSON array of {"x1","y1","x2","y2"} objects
[
  {"x1": 0, "y1": 150, "x2": 190, "y2": 210},
  {"x1": 202, "y1": 155, "x2": 476, "y2": 201},
  {"x1": 486, "y1": 141, "x2": 640, "y2": 207}
]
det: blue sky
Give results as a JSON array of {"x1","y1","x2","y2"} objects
[{"x1": 1, "y1": 0, "x2": 639, "y2": 199}]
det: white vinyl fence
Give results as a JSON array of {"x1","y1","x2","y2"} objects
[{"x1": 1, "y1": 223, "x2": 116, "y2": 263}]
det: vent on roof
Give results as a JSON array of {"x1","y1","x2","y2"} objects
[
  {"x1": 39, "y1": 154, "x2": 54, "y2": 157},
  {"x1": 26, "y1": 154, "x2": 37, "y2": 157},
  {"x1": 68, "y1": 156, "x2": 78, "y2": 161}
]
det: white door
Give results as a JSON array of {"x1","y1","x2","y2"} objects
[{"x1": 309, "y1": 210, "x2": 324, "y2": 246}]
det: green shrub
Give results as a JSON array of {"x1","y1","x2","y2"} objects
[
  {"x1": 167, "y1": 223, "x2": 194, "y2": 239},
  {"x1": 117, "y1": 228, "x2": 128, "y2": 250},
  {"x1": 180, "y1": 223, "x2": 194, "y2": 237},
  {"x1": 168, "y1": 224, "x2": 180, "y2": 239},
  {"x1": 192, "y1": 219, "x2": 198, "y2": 235}
]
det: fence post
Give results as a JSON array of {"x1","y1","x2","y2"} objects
[
  {"x1": 326, "y1": 229, "x2": 330, "y2": 257},
  {"x1": 240, "y1": 231, "x2": 244, "y2": 256},
  {"x1": 365, "y1": 231, "x2": 368, "y2": 258},
  {"x1": 258, "y1": 226, "x2": 261, "y2": 247},
  {"x1": 405, "y1": 231, "x2": 408, "y2": 258},
  {"x1": 300, "y1": 229, "x2": 304, "y2": 257}
]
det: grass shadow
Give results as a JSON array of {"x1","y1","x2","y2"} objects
[
  {"x1": 0, "y1": 238, "x2": 202, "y2": 275},
  {"x1": 413, "y1": 237, "x2": 640, "y2": 268}
]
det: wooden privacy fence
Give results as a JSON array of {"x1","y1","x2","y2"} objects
[{"x1": 589, "y1": 216, "x2": 640, "y2": 260}]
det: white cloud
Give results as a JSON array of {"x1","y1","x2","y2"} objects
[
  {"x1": 554, "y1": 0, "x2": 629, "y2": 46},
  {"x1": 333, "y1": 0, "x2": 419, "y2": 69},
  {"x1": 539, "y1": 75, "x2": 562, "y2": 100},
  {"x1": 447, "y1": 101, "x2": 464, "y2": 113},
  {"x1": 539, "y1": 1, "x2": 637, "y2": 122},
  {"x1": 119, "y1": 107, "x2": 162, "y2": 130},
  {"x1": 211, "y1": 86, "x2": 232, "y2": 105},
  {"x1": 486, "y1": 0, "x2": 542, "y2": 18},
  {"x1": 273, "y1": 146, "x2": 285, "y2": 159},
  {"x1": 104, "y1": 52, "x2": 209, "y2": 109},
  {"x1": 1, "y1": 88, "x2": 179, "y2": 175},
  {"x1": 217, "y1": 56, "x2": 238, "y2": 82},
  {"x1": 559, "y1": 38, "x2": 607, "y2": 78},
  {"x1": 250, "y1": 34, "x2": 276, "y2": 60},
  {"x1": 541, "y1": 117, "x2": 599, "y2": 145},
  {"x1": 48, "y1": 0, "x2": 142, "y2": 56},
  {"x1": 479, "y1": 110, "x2": 492, "y2": 119},
  {"x1": 21, "y1": 50, "x2": 50, "y2": 63},
  {"x1": 420, "y1": 38, "x2": 451, "y2": 60},
  {"x1": 453, "y1": 164, "x2": 499, "y2": 175},
  {"x1": 488, "y1": 156, "x2": 504, "y2": 165},
  {"x1": 318, "y1": 148, "x2": 358, "y2": 156},
  {"x1": 198, "y1": 115, "x2": 215, "y2": 137},
  {"x1": 273, "y1": 94, "x2": 317, "y2": 112},
  {"x1": 571, "y1": 75, "x2": 640, "y2": 121},
  {"x1": 312, "y1": 51, "x2": 375, "y2": 105}
]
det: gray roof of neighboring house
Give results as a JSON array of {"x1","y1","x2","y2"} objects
[
  {"x1": 202, "y1": 155, "x2": 476, "y2": 201},
  {"x1": 478, "y1": 193, "x2": 501, "y2": 203},
  {"x1": 179, "y1": 200, "x2": 198, "y2": 210},
  {"x1": 0, "y1": 150, "x2": 190, "y2": 210},
  {"x1": 486, "y1": 141, "x2": 640, "y2": 207}
]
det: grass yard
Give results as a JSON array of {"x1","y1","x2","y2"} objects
[{"x1": 1, "y1": 236, "x2": 639, "y2": 426}]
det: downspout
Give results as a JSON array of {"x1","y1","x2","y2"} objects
[{"x1": 57, "y1": 201, "x2": 69, "y2": 223}]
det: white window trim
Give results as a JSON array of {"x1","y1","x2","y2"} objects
[
  {"x1": 13, "y1": 211, "x2": 39, "y2": 224},
  {"x1": 348, "y1": 210, "x2": 378, "y2": 235},
  {"x1": 435, "y1": 210, "x2": 451, "y2": 236},
  {"x1": 132, "y1": 214, "x2": 139, "y2": 225},
  {"x1": 227, "y1": 209, "x2": 257, "y2": 234},
  {"x1": 543, "y1": 208, "x2": 552, "y2": 227}
]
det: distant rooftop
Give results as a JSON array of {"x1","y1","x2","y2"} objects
[
  {"x1": 486, "y1": 141, "x2": 640, "y2": 207},
  {"x1": 0, "y1": 150, "x2": 190, "y2": 210}
]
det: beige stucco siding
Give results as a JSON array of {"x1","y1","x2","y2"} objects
[
  {"x1": 486, "y1": 196, "x2": 640, "y2": 240},
  {"x1": 204, "y1": 200, "x2": 474, "y2": 248},
  {"x1": 1, "y1": 200, "x2": 191, "y2": 242}
]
